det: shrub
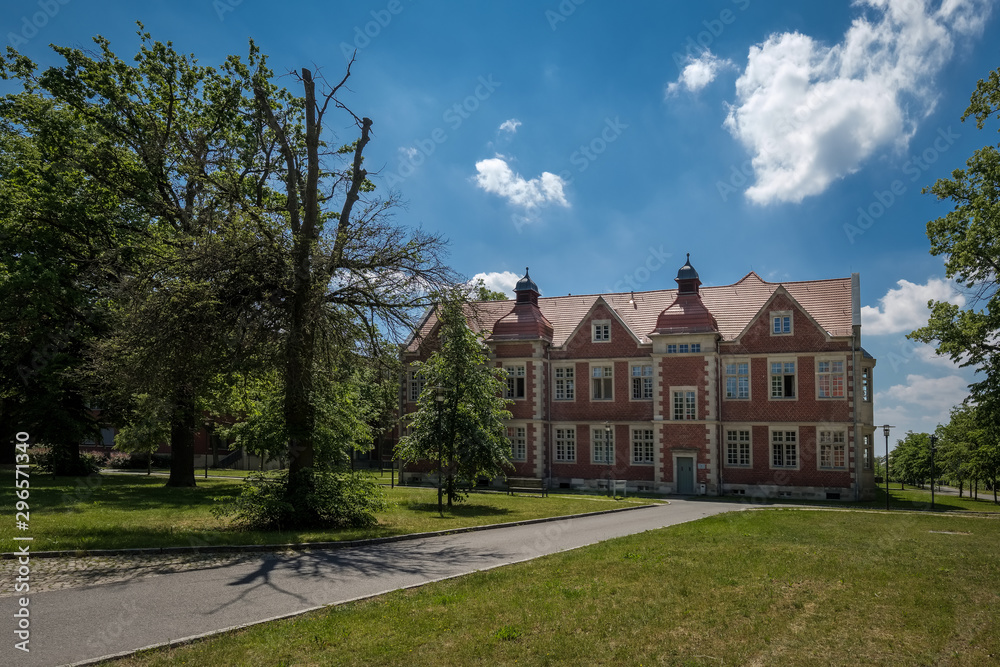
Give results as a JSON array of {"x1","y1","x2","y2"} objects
[
  {"x1": 31, "y1": 445, "x2": 103, "y2": 476},
  {"x1": 213, "y1": 468, "x2": 389, "y2": 531},
  {"x1": 106, "y1": 451, "x2": 169, "y2": 469}
]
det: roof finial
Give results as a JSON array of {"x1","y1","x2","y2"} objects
[{"x1": 686, "y1": 252, "x2": 690, "y2": 262}]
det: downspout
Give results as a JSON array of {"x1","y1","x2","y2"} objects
[
  {"x1": 851, "y1": 273, "x2": 862, "y2": 501},
  {"x1": 716, "y1": 334, "x2": 724, "y2": 496},
  {"x1": 546, "y1": 344, "x2": 552, "y2": 487}
]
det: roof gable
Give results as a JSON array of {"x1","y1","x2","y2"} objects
[{"x1": 405, "y1": 272, "x2": 855, "y2": 354}]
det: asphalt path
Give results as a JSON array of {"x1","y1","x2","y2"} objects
[{"x1": 7, "y1": 498, "x2": 753, "y2": 667}]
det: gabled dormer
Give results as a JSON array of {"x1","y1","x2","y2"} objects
[{"x1": 489, "y1": 268, "x2": 554, "y2": 342}]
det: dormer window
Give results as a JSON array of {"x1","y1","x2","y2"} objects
[
  {"x1": 592, "y1": 320, "x2": 611, "y2": 342},
  {"x1": 771, "y1": 310, "x2": 792, "y2": 335}
]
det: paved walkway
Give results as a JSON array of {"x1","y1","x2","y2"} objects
[{"x1": 2, "y1": 499, "x2": 753, "y2": 667}]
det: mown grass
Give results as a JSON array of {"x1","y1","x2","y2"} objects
[
  {"x1": 103, "y1": 510, "x2": 1000, "y2": 666},
  {"x1": 864, "y1": 486, "x2": 1000, "y2": 513},
  {"x1": 0, "y1": 472, "x2": 653, "y2": 553}
]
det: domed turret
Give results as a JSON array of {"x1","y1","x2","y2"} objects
[
  {"x1": 675, "y1": 253, "x2": 701, "y2": 295},
  {"x1": 514, "y1": 267, "x2": 540, "y2": 305},
  {"x1": 491, "y1": 267, "x2": 553, "y2": 342},
  {"x1": 651, "y1": 254, "x2": 718, "y2": 335}
]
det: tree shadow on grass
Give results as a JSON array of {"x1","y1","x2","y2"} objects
[{"x1": 403, "y1": 502, "x2": 513, "y2": 518}]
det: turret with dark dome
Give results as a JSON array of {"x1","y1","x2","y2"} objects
[
  {"x1": 651, "y1": 253, "x2": 718, "y2": 335},
  {"x1": 514, "y1": 267, "x2": 539, "y2": 301},
  {"x1": 675, "y1": 253, "x2": 702, "y2": 295},
  {"x1": 491, "y1": 267, "x2": 553, "y2": 341}
]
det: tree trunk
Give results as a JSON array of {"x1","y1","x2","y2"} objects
[{"x1": 166, "y1": 390, "x2": 197, "y2": 487}]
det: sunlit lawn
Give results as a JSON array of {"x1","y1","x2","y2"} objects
[
  {"x1": 104, "y1": 510, "x2": 1000, "y2": 666},
  {"x1": 0, "y1": 472, "x2": 654, "y2": 553},
  {"x1": 864, "y1": 486, "x2": 1000, "y2": 513}
]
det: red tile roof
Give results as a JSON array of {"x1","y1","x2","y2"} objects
[{"x1": 405, "y1": 272, "x2": 854, "y2": 352}]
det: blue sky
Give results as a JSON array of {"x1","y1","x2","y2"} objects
[{"x1": 4, "y1": 0, "x2": 998, "y2": 446}]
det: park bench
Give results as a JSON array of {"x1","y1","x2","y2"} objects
[{"x1": 505, "y1": 476, "x2": 548, "y2": 497}]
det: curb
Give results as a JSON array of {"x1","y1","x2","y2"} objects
[{"x1": 2, "y1": 501, "x2": 661, "y2": 560}]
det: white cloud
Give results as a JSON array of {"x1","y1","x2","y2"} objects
[
  {"x1": 474, "y1": 156, "x2": 569, "y2": 209},
  {"x1": 913, "y1": 342, "x2": 966, "y2": 368},
  {"x1": 499, "y1": 119, "x2": 522, "y2": 134},
  {"x1": 724, "y1": 0, "x2": 992, "y2": 205},
  {"x1": 470, "y1": 271, "x2": 520, "y2": 298},
  {"x1": 876, "y1": 373, "x2": 970, "y2": 431},
  {"x1": 666, "y1": 51, "x2": 734, "y2": 96},
  {"x1": 861, "y1": 277, "x2": 965, "y2": 335}
]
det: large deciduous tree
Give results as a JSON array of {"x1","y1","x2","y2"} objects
[
  {"x1": 0, "y1": 55, "x2": 146, "y2": 471},
  {"x1": 248, "y1": 58, "x2": 454, "y2": 510},
  {"x1": 4, "y1": 31, "x2": 286, "y2": 485}
]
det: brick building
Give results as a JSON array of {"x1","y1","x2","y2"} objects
[{"x1": 401, "y1": 256, "x2": 878, "y2": 501}]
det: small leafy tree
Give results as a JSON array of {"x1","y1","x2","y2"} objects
[
  {"x1": 113, "y1": 393, "x2": 170, "y2": 474},
  {"x1": 396, "y1": 291, "x2": 513, "y2": 513}
]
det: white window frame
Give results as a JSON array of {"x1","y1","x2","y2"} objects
[
  {"x1": 724, "y1": 360, "x2": 750, "y2": 400},
  {"x1": 816, "y1": 357, "x2": 846, "y2": 400},
  {"x1": 818, "y1": 430, "x2": 847, "y2": 470},
  {"x1": 507, "y1": 425, "x2": 527, "y2": 462},
  {"x1": 862, "y1": 366, "x2": 872, "y2": 403},
  {"x1": 591, "y1": 426, "x2": 615, "y2": 465},
  {"x1": 504, "y1": 364, "x2": 526, "y2": 400},
  {"x1": 592, "y1": 320, "x2": 611, "y2": 343},
  {"x1": 554, "y1": 426, "x2": 576, "y2": 462},
  {"x1": 770, "y1": 428, "x2": 799, "y2": 470},
  {"x1": 630, "y1": 363, "x2": 653, "y2": 400},
  {"x1": 771, "y1": 310, "x2": 793, "y2": 336},
  {"x1": 631, "y1": 428, "x2": 654, "y2": 464},
  {"x1": 553, "y1": 365, "x2": 576, "y2": 401},
  {"x1": 591, "y1": 364, "x2": 614, "y2": 401},
  {"x1": 671, "y1": 387, "x2": 697, "y2": 421},
  {"x1": 769, "y1": 358, "x2": 797, "y2": 400},
  {"x1": 408, "y1": 369, "x2": 425, "y2": 402},
  {"x1": 725, "y1": 428, "x2": 752, "y2": 467}
]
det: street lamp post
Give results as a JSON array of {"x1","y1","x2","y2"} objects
[
  {"x1": 882, "y1": 424, "x2": 895, "y2": 510},
  {"x1": 929, "y1": 434, "x2": 937, "y2": 510},
  {"x1": 435, "y1": 387, "x2": 445, "y2": 517},
  {"x1": 604, "y1": 421, "x2": 613, "y2": 497}
]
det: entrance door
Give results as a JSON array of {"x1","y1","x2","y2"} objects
[{"x1": 676, "y1": 456, "x2": 695, "y2": 495}]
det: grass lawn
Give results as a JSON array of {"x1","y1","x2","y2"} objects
[
  {"x1": 0, "y1": 472, "x2": 654, "y2": 553},
  {"x1": 864, "y1": 486, "x2": 1000, "y2": 513},
  {"x1": 102, "y1": 510, "x2": 1000, "y2": 666}
]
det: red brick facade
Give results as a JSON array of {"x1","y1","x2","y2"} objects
[{"x1": 401, "y1": 261, "x2": 878, "y2": 500}]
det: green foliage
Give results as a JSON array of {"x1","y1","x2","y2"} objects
[
  {"x1": 212, "y1": 468, "x2": 388, "y2": 531},
  {"x1": 889, "y1": 431, "x2": 933, "y2": 486},
  {"x1": 396, "y1": 290, "x2": 513, "y2": 506},
  {"x1": 31, "y1": 446, "x2": 104, "y2": 476},
  {"x1": 112, "y1": 393, "x2": 170, "y2": 456},
  {"x1": 911, "y1": 66, "x2": 1000, "y2": 405},
  {"x1": 470, "y1": 278, "x2": 510, "y2": 302}
]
